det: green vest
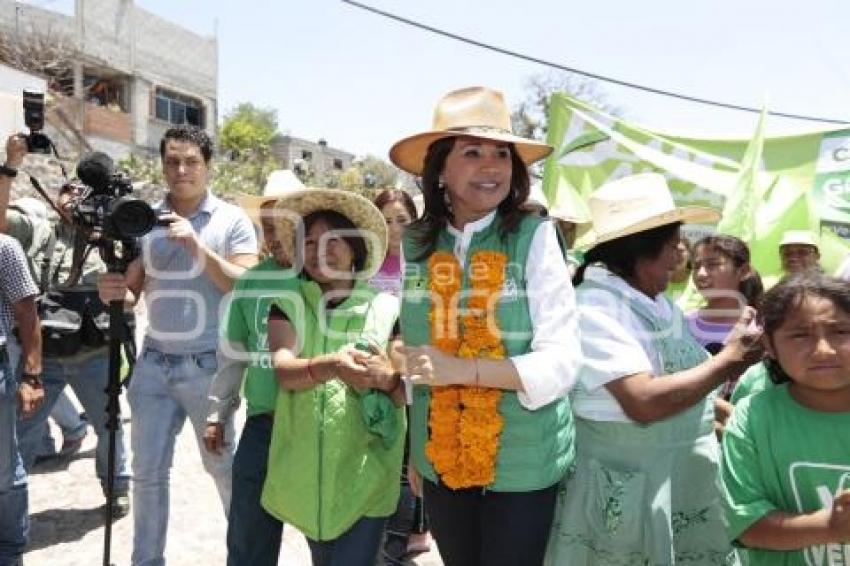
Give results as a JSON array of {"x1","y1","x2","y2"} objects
[
  {"x1": 401, "y1": 214, "x2": 575, "y2": 492},
  {"x1": 260, "y1": 279, "x2": 405, "y2": 540}
]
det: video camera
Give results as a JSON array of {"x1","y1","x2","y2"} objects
[
  {"x1": 22, "y1": 89, "x2": 52, "y2": 154},
  {"x1": 67, "y1": 152, "x2": 160, "y2": 242}
]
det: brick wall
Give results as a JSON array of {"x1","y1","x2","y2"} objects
[{"x1": 83, "y1": 102, "x2": 131, "y2": 143}]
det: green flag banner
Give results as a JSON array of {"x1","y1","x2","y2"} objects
[{"x1": 544, "y1": 93, "x2": 850, "y2": 277}]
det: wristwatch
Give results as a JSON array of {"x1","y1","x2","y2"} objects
[
  {"x1": 20, "y1": 372, "x2": 43, "y2": 387},
  {"x1": 0, "y1": 164, "x2": 18, "y2": 178}
]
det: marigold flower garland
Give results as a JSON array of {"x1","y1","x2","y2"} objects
[{"x1": 424, "y1": 250, "x2": 507, "y2": 489}]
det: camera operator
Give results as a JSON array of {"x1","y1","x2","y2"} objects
[
  {"x1": 97, "y1": 125, "x2": 258, "y2": 566},
  {"x1": 0, "y1": 133, "x2": 133, "y2": 519},
  {"x1": 0, "y1": 230, "x2": 43, "y2": 566}
]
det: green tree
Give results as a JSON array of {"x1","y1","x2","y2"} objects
[
  {"x1": 219, "y1": 103, "x2": 278, "y2": 156},
  {"x1": 335, "y1": 155, "x2": 401, "y2": 199},
  {"x1": 215, "y1": 102, "x2": 281, "y2": 197},
  {"x1": 512, "y1": 71, "x2": 621, "y2": 141}
]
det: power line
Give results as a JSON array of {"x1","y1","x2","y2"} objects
[{"x1": 342, "y1": 0, "x2": 850, "y2": 126}]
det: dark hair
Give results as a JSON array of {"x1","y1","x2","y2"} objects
[
  {"x1": 760, "y1": 272, "x2": 850, "y2": 384},
  {"x1": 694, "y1": 234, "x2": 764, "y2": 309},
  {"x1": 301, "y1": 209, "x2": 368, "y2": 275},
  {"x1": 373, "y1": 188, "x2": 418, "y2": 221},
  {"x1": 407, "y1": 137, "x2": 530, "y2": 261},
  {"x1": 160, "y1": 125, "x2": 214, "y2": 163},
  {"x1": 573, "y1": 222, "x2": 682, "y2": 287}
]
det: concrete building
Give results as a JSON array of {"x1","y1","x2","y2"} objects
[
  {"x1": 0, "y1": 0, "x2": 217, "y2": 158},
  {"x1": 271, "y1": 135, "x2": 355, "y2": 184}
]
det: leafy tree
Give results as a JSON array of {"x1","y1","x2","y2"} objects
[
  {"x1": 118, "y1": 153, "x2": 163, "y2": 186},
  {"x1": 333, "y1": 155, "x2": 402, "y2": 199},
  {"x1": 512, "y1": 71, "x2": 621, "y2": 141},
  {"x1": 215, "y1": 102, "x2": 281, "y2": 196},
  {"x1": 219, "y1": 103, "x2": 278, "y2": 157}
]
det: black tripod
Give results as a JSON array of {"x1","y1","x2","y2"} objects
[{"x1": 89, "y1": 238, "x2": 138, "y2": 566}]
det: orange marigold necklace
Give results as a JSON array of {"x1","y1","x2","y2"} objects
[{"x1": 425, "y1": 249, "x2": 507, "y2": 489}]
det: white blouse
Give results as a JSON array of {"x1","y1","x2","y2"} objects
[
  {"x1": 572, "y1": 265, "x2": 684, "y2": 422},
  {"x1": 403, "y1": 211, "x2": 581, "y2": 410}
]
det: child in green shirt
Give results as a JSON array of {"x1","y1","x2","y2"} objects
[{"x1": 721, "y1": 272, "x2": 850, "y2": 566}]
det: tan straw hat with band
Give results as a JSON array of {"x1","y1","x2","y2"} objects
[
  {"x1": 273, "y1": 188, "x2": 388, "y2": 278},
  {"x1": 587, "y1": 173, "x2": 720, "y2": 248},
  {"x1": 389, "y1": 86, "x2": 553, "y2": 176}
]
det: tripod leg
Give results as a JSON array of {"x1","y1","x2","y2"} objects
[{"x1": 102, "y1": 299, "x2": 124, "y2": 566}]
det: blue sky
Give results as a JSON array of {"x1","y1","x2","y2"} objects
[{"x1": 29, "y1": 0, "x2": 850, "y2": 158}]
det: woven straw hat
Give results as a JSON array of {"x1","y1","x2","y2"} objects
[
  {"x1": 236, "y1": 169, "x2": 305, "y2": 226},
  {"x1": 389, "y1": 86, "x2": 553, "y2": 176},
  {"x1": 273, "y1": 188, "x2": 388, "y2": 277},
  {"x1": 587, "y1": 173, "x2": 720, "y2": 248}
]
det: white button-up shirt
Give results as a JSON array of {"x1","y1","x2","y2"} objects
[{"x1": 572, "y1": 265, "x2": 677, "y2": 422}]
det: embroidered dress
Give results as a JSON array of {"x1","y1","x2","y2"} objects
[{"x1": 545, "y1": 268, "x2": 738, "y2": 566}]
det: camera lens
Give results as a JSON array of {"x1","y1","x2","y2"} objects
[{"x1": 107, "y1": 197, "x2": 157, "y2": 239}]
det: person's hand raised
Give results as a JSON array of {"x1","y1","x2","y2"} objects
[{"x1": 721, "y1": 306, "x2": 764, "y2": 366}]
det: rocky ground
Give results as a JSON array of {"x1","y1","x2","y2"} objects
[{"x1": 25, "y1": 403, "x2": 443, "y2": 565}]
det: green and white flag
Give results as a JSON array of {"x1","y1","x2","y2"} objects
[{"x1": 543, "y1": 93, "x2": 850, "y2": 278}]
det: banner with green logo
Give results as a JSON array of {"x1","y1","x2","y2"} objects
[{"x1": 543, "y1": 93, "x2": 850, "y2": 277}]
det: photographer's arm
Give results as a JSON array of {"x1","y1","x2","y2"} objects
[{"x1": 0, "y1": 134, "x2": 27, "y2": 234}]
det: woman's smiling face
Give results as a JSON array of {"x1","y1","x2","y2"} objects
[{"x1": 442, "y1": 137, "x2": 513, "y2": 222}]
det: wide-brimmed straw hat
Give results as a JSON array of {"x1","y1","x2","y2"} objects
[
  {"x1": 587, "y1": 173, "x2": 720, "y2": 248},
  {"x1": 236, "y1": 169, "x2": 305, "y2": 226},
  {"x1": 389, "y1": 86, "x2": 553, "y2": 176},
  {"x1": 273, "y1": 188, "x2": 388, "y2": 277}
]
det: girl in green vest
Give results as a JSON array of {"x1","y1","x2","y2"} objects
[
  {"x1": 545, "y1": 173, "x2": 762, "y2": 565},
  {"x1": 259, "y1": 188, "x2": 406, "y2": 566},
  {"x1": 389, "y1": 86, "x2": 583, "y2": 566}
]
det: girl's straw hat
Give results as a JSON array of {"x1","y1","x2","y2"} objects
[{"x1": 274, "y1": 188, "x2": 388, "y2": 277}]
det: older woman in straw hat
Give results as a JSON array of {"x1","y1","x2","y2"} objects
[
  {"x1": 202, "y1": 169, "x2": 304, "y2": 565},
  {"x1": 391, "y1": 86, "x2": 581, "y2": 566},
  {"x1": 544, "y1": 173, "x2": 762, "y2": 565},
  {"x1": 258, "y1": 188, "x2": 406, "y2": 565}
]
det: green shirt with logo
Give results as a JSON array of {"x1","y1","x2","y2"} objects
[
  {"x1": 222, "y1": 257, "x2": 299, "y2": 416},
  {"x1": 721, "y1": 384, "x2": 850, "y2": 566}
]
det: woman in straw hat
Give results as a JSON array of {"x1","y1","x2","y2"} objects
[
  {"x1": 544, "y1": 173, "x2": 762, "y2": 565},
  {"x1": 391, "y1": 86, "x2": 582, "y2": 566},
  {"x1": 257, "y1": 188, "x2": 406, "y2": 565}
]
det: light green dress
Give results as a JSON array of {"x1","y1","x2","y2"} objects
[{"x1": 545, "y1": 278, "x2": 738, "y2": 566}]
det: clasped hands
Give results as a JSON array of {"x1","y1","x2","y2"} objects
[{"x1": 332, "y1": 345, "x2": 404, "y2": 405}]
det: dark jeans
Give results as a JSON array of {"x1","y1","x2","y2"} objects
[
  {"x1": 423, "y1": 479, "x2": 558, "y2": 566},
  {"x1": 306, "y1": 516, "x2": 387, "y2": 566},
  {"x1": 227, "y1": 414, "x2": 282, "y2": 566},
  {"x1": 0, "y1": 356, "x2": 28, "y2": 564}
]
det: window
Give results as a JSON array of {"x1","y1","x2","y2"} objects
[
  {"x1": 301, "y1": 150, "x2": 313, "y2": 161},
  {"x1": 154, "y1": 88, "x2": 204, "y2": 127},
  {"x1": 333, "y1": 158, "x2": 344, "y2": 170}
]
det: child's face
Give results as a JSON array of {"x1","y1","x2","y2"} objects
[
  {"x1": 767, "y1": 294, "x2": 850, "y2": 403},
  {"x1": 692, "y1": 245, "x2": 746, "y2": 295}
]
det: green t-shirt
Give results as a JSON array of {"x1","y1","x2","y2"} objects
[
  {"x1": 222, "y1": 257, "x2": 299, "y2": 416},
  {"x1": 730, "y1": 362, "x2": 773, "y2": 405},
  {"x1": 721, "y1": 385, "x2": 850, "y2": 566}
]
